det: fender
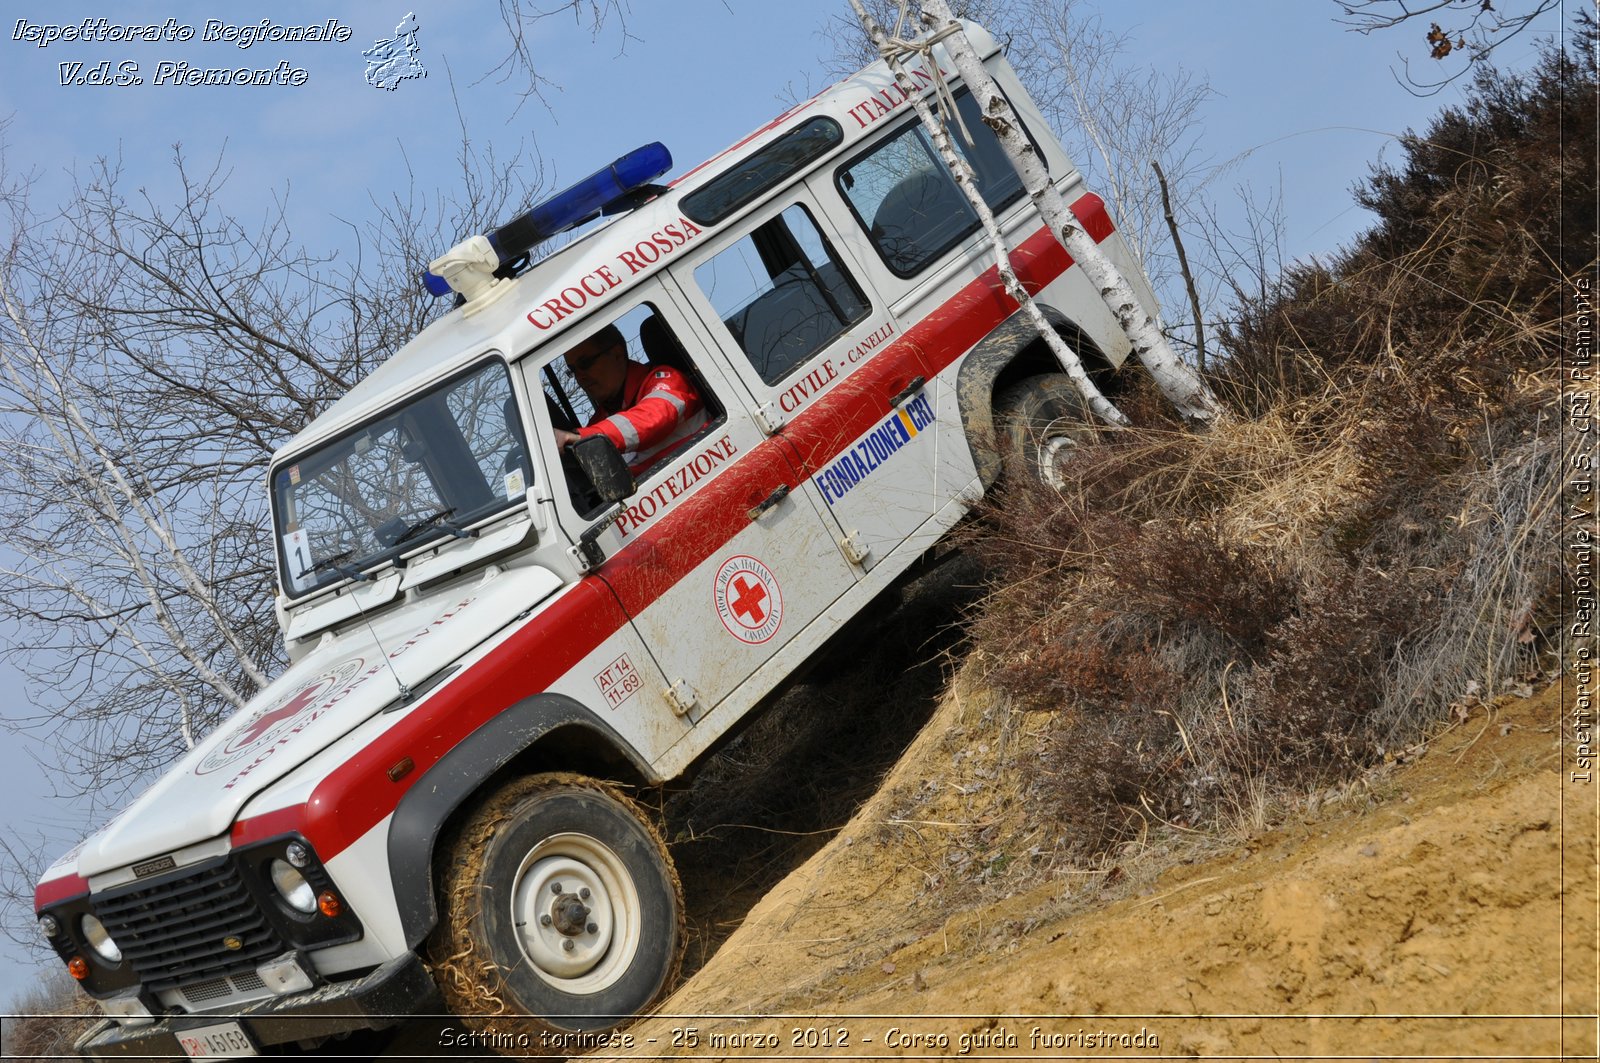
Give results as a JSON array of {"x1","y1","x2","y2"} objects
[
  {"x1": 955, "y1": 304, "x2": 1105, "y2": 487},
  {"x1": 387, "y1": 692, "x2": 652, "y2": 948}
]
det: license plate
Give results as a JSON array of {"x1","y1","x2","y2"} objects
[{"x1": 177, "y1": 1021, "x2": 258, "y2": 1058}]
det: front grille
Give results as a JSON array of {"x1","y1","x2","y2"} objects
[
  {"x1": 94, "y1": 858, "x2": 286, "y2": 993},
  {"x1": 181, "y1": 971, "x2": 267, "y2": 1007}
]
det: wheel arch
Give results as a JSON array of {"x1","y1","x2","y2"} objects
[
  {"x1": 955, "y1": 305, "x2": 1115, "y2": 489},
  {"x1": 387, "y1": 693, "x2": 655, "y2": 949}
]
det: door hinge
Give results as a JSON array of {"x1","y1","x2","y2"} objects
[
  {"x1": 839, "y1": 531, "x2": 871, "y2": 566},
  {"x1": 754, "y1": 402, "x2": 785, "y2": 435},
  {"x1": 664, "y1": 679, "x2": 700, "y2": 718}
]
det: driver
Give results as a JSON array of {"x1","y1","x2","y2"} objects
[{"x1": 555, "y1": 324, "x2": 706, "y2": 475}]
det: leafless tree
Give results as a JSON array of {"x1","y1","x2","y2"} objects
[
  {"x1": 0, "y1": 129, "x2": 545, "y2": 807},
  {"x1": 0, "y1": 3, "x2": 610, "y2": 983},
  {"x1": 1335, "y1": 0, "x2": 1564, "y2": 95},
  {"x1": 0, "y1": 962, "x2": 93, "y2": 1060},
  {"x1": 1006, "y1": 0, "x2": 1215, "y2": 283},
  {"x1": 819, "y1": 1, "x2": 1222, "y2": 365},
  {"x1": 910, "y1": 0, "x2": 1223, "y2": 422},
  {"x1": 484, "y1": 0, "x2": 637, "y2": 108}
]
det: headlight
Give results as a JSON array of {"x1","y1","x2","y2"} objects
[
  {"x1": 39, "y1": 913, "x2": 60, "y2": 939},
  {"x1": 79, "y1": 914, "x2": 122, "y2": 964},
  {"x1": 269, "y1": 859, "x2": 317, "y2": 913}
]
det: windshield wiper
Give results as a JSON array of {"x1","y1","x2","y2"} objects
[
  {"x1": 392, "y1": 505, "x2": 478, "y2": 547},
  {"x1": 297, "y1": 547, "x2": 369, "y2": 584}
]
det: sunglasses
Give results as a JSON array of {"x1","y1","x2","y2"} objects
[{"x1": 567, "y1": 339, "x2": 624, "y2": 374}]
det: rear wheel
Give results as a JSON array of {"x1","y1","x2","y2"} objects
[
  {"x1": 994, "y1": 374, "x2": 1097, "y2": 488},
  {"x1": 430, "y1": 774, "x2": 683, "y2": 1045}
]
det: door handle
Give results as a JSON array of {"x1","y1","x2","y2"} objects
[
  {"x1": 748, "y1": 483, "x2": 790, "y2": 521},
  {"x1": 888, "y1": 375, "x2": 926, "y2": 408}
]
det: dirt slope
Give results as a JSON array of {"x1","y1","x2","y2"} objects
[{"x1": 608, "y1": 681, "x2": 1596, "y2": 1060}]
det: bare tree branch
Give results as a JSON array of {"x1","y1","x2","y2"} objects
[{"x1": 1334, "y1": 0, "x2": 1563, "y2": 95}]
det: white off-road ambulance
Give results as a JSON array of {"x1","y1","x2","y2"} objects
[{"x1": 36, "y1": 22, "x2": 1155, "y2": 1057}]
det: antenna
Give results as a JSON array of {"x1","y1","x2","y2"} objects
[{"x1": 325, "y1": 567, "x2": 410, "y2": 703}]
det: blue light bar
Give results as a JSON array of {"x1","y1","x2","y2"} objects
[{"x1": 422, "y1": 142, "x2": 672, "y2": 297}]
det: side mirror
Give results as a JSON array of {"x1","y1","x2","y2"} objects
[{"x1": 570, "y1": 434, "x2": 635, "y2": 504}]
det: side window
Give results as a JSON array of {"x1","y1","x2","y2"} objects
[
  {"x1": 693, "y1": 203, "x2": 869, "y2": 386},
  {"x1": 535, "y1": 303, "x2": 724, "y2": 514},
  {"x1": 836, "y1": 88, "x2": 1034, "y2": 277}
]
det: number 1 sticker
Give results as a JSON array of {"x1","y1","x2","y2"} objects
[{"x1": 283, "y1": 528, "x2": 312, "y2": 591}]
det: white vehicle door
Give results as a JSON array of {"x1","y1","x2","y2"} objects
[
  {"x1": 527, "y1": 288, "x2": 860, "y2": 727},
  {"x1": 673, "y1": 193, "x2": 948, "y2": 572}
]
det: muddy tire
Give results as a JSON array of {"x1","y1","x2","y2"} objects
[
  {"x1": 429, "y1": 773, "x2": 683, "y2": 1043},
  {"x1": 994, "y1": 374, "x2": 1095, "y2": 488}
]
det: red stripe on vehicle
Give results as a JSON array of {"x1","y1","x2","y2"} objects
[
  {"x1": 233, "y1": 193, "x2": 1115, "y2": 861},
  {"x1": 230, "y1": 806, "x2": 308, "y2": 849},
  {"x1": 35, "y1": 873, "x2": 89, "y2": 910}
]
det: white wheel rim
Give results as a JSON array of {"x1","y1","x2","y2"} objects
[
  {"x1": 1038, "y1": 433, "x2": 1079, "y2": 489},
  {"x1": 510, "y1": 832, "x2": 642, "y2": 995}
]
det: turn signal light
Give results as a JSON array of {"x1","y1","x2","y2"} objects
[
  {"x1": 67, "y1": 955, "x2": 89, "y2": 980},
  {"x1": 316, "y1": 890, "x2": 342, "y2": 918}
]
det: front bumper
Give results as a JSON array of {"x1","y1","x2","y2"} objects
[{"x1": 75, "y1": 953, "x2": 439, "y2": 1058}]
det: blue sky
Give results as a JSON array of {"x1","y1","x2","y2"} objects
[{"x1": 0, "y1": 0, "x2": 1570, "y2": 1008}]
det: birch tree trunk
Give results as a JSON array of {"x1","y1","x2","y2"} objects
[
  {"x1": 916, "y1": 0, "x2": 1226, "y2": 425},
  {"x1": 846, "y1": 0, "x2": 1127, "y2": 428}
]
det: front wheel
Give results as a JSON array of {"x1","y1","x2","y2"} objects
[
  {"x1": 430, "y1": 774, "x2": 684, "y2": 1041},
  {"x1": 994, "y1": 374, "x2": 1097, "y2": 489}
]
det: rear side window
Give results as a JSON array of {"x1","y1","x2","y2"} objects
[
  {"x1": 836, "y1": 89, "x2": 1034, "y2": 276},
  {"x1": 693, "y1": 203, "x2": 869, "y2": 385},
  {"x1": 682, "y1": 117, "x2": 844, "y2": 226}
]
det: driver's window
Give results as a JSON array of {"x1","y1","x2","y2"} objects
[{"x1": 534, "y1": 303, "x2": 724, "y2": 516}]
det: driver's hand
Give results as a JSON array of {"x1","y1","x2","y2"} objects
[{"x1": 554, "y1": 428, "x2": 581, "y2": 449}]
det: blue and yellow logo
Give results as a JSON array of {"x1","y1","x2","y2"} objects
[{"x1": 813, "y1": 391, "x2": 934, "y2": 505}]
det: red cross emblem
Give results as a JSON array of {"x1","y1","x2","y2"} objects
[
  {"x1": 229, "y1": 680, "x2": 328, "y2": 750},
  {"x1": 195, "y1": 658, "x2": 367, "y2": 776},
  {"x1": 729, "y1": 575, "x2": 769, "y2": 624},
  {"x1": 715, "y1": 555, "x2": 783, "y2": 644}
]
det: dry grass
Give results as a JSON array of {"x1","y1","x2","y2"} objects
[
  {"x1": 939, "y1": 25, "x2": 1588, "y2": 883},
  {"x1": 2, "y1": 973, "x2": 96, "y2": 1063}
]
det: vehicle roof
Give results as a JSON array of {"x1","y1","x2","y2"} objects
[{"x1": 271, "y1": 22, "x2": 1001, "y2": 464}]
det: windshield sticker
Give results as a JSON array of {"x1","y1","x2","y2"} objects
[
  {"x1": 504, "y1": 468, "x2": 526, "y2": 499},
  {"x1": 714, "y1": 554, "x2": 783, "y2": 645},
  {"x1": 289, "y1": 464, "x2": 301, "y2": 485},
  {"x1": 282, "y1": 528, "x2": 312, "y2": 591},
  {"x1": 813, "y1": 390, "x2": 934, "y2": 506}
]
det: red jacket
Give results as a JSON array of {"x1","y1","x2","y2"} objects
[{"x1": 577, "y1": 363, "x2": 706, "y2": 474}]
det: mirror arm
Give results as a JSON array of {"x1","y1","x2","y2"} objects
[{"x1": 575, "y1": 502, "x2": 625, "y2": 570}]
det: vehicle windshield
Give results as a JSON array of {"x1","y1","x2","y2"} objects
[{"x1": 273, "y1": 359, "x2": 532, "y2": 597}]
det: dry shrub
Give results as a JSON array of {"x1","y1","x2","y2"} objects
[
  {"x1": 969, "y1": 365, "x2": 1561, "y2": 858},
  {"x1": 952, "y1": 25, "x2": 1587, "y2": 862},
  {"x1": 3, "y1": 973, "x2": 96, "y2": 1063},
  {"x1": 1235, "y1": 564, "x2": 1433, "y2": 773},
  {"x1": 1106, "y1": 520, "x2": 1294, "y2": 655},
  {"x1": 966, "y1": 325, "x2": 1564, "y2": 859}
]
